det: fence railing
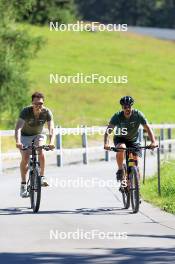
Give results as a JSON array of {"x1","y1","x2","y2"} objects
[
  {"x1": 0, "y1": 124, "x2": 175, "y2": 167},
  {"x1": 1, "y1": 124, "x2": 175, "y2": 195}
]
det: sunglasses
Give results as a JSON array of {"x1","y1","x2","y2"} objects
[
  {"x1": 33, "y1": 102, "x2": 43, "y2": 106},
  {"x1": 123, "y1": 105, "x2": 131, "y2": 109}
]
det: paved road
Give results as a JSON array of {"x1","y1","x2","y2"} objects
[
  {"x1": 0, "y1": 161, "x2": 175, "y2": 263},
  {"x1": 129, "y1": 26, "x2": 175, "y2": 41}
]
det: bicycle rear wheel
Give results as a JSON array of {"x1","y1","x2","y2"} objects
[
  {"x1": 121, "y1": 165, "x2": 130, "y2": 209},
  {"x1": 130, "y1": 166, "x2": 140, "y2": 213},
  {"x1": 30, "y1": 167, "x2": 41, "y2": 213}
]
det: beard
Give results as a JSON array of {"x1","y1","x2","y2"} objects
[
  {"x1": 33, "y1": 106, "x2": 43, "y2": 115},
  {"x1": 124, "y1": 109, "x2": 132, "y2": 118},
  {"x1": 126, "y1": 110, "x2": 131, "y2": 115}
]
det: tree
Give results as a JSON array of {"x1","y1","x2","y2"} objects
[
  {"x1": 75, "y1": 0, "x2": 175, "y2": 28},
  {"x1": 154, "y1": 0, "x2": 175, "y2": 28},
  {"x1": 0, "y1": 0, "x2": 43, "y2": 127},
  {"x1": 23, "y1": 0, "x2": 78, "y2": 25}
]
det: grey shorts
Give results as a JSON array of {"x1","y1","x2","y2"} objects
[{"x1": 21, "y1": 134, "x2": 47, "y2": 147}]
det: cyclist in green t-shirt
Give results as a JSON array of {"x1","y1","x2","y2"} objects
[
  {"x1": 104, "y1": 96, "x2": 157, "y2": 181},
  {"x1": 15, "y1": 92, "x2": 55, "y2": 197}
]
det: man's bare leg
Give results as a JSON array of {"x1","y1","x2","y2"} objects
[
  {"x1": 38, "y1": 148, "x2": 49, "y2": 186},
  {"x1": 116, "y1": 143, "x2": 126, "y2": 181},
  {"x1": 38, "y1": 150, "x2": 45, "y2": 176},
  {"x1": 116, "y1": 143, "x2": 126, "y2": 169},
  {"x1": 19, "y1": 151, "x2": 30, "y2": 197},
  {"x1": 20, "y1": 151, "x2": 30, "y2": 183}
]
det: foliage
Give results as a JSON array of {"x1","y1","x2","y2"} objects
[
  {"x1": 23, "y1": 0, "x2": 78, "y2": 25},
  {"x1": 75, "y1": 0, "x2": 175, "y2": 28},
  {"x1": 0, "y1": 0, "x2": 43, "y2": 126}
]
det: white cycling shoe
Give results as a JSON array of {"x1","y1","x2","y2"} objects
[
  {"x1": 41, "y1": 176, "x2": 49, "y2": 187},
  {"x1": 20, "y1": 184, "x2": 29, "y2": 198}
]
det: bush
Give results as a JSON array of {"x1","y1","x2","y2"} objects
[
  {"x1": 23, "y1": 0, "x2": 78, "y2": 25},
  {"x1": 0, "y1": 0, "x2": 43, "y2": 127}
]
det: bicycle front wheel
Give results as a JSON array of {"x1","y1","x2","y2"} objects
[
  {"x1": 30, "y1": 168, "x2": 41, "y2": 213},
  {"x1": 129, "y1": 166, "x2": 140, "y2": 214},
  {"x1": 122, "y1": 189, "x2": 130, "y2": 209},
  {"x1": 121, "y1": 165, "x2": 130, "y2": 209}
]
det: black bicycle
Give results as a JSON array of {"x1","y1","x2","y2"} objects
[
  {"x1": 22, "y1": 140, "x2": 51, "y2": 213},
  {"x1": 110, "y1": 145, "x2": 157, "y2": 213}
]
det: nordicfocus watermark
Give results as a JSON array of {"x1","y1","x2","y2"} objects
[
  {"x1": 56, "y1": 126, "x2": 128, "y2": 136},
  {"x1": 50, "y1": 73, "x2": 128, "y2": 84},
  {"x1": 49, "y1": 177, "x2": 127, "y2": 189},
  {"x1": 50, "y1": 21, "x2": 127, "y2": 32},
  {"x1": 50, "y1": 229, "x2": 127, "y2": 240}
]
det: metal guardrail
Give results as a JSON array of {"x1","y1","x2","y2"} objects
[
  {"x1": 1, "y1": 124, "x2": 175, "y2": 195},
  {"x1": 0, "y1": 125, "x2": 175, "y2": 167}
]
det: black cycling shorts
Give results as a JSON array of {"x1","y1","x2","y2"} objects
[{"x1": 113, "y1": 137, "x2": 142, "y2": 157}]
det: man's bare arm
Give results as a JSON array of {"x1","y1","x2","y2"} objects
[
  {"x1": 47, "y1": 120, "x2": 55, "y2": 148},
  {"x1": 104, "y1": 124, "x2": 115, "y2": 149},
  {"x1": 15, "y1": 118, "x2": 25, "y2": 148},
  {"x1": 143, "y1": 124, "x2": 157, "y2": 146}
]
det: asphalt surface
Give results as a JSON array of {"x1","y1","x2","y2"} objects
[
  {"x1": 129, "y1": 26, "x2": 175, "y2": 41},
  {"x1": 0, "y1": 161, "x2": 175, "y2": 263}
]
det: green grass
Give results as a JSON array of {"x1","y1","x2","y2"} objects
[
  {"x1": 1, "y1": 24, "x2": 175, "y2": 150},
  {"x1": 141, "y1": 161, "x2": 175, "y2": 214},
  {"x1": 24, "y1": 24, "x2": 175, "y2": 127}
]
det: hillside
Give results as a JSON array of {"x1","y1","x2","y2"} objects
[{"x1": 28, "y1": 24, "x2": 175, "y2": 126}]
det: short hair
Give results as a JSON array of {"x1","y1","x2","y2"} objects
[{"x1": 32, "y1": 92, "x2": 44, "y2": 101}]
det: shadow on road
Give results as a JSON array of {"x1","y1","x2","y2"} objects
[
  {"x1": 128, "y1": 234, "x2": 175, "y2": 240},
  {"x1": 0, "y1": 207, "x2": 32, "y2": 215},
  {"x1": 0, "y1": 206, "x2": 131, "y2": 216},
  {"x1": 0, "y1": 247, "x2": 175, "y2": 263}
]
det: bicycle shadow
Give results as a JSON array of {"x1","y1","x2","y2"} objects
[
  {"x1": 0, "y1": 206, "x2": 132, "y2": 216},
  {"x1": 0, "y1": 247, "x2": 175, "y2": 263},
  {"x1": 0, "y1": 207, "x2": 32, "y2": 215}
]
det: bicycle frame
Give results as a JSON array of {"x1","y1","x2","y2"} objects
[
  {"x1": 110, "y1": 145, "x2": 158, "y2": 213},
  {"x1": 30, "y1": 140, "x2": 40, "y2": 172},
  {"x1": 125, "y1": 151, "x2": 138, "y2": 174},
  {"x1": 22, "y1": 139, "x2": 51, "y2": 213}
]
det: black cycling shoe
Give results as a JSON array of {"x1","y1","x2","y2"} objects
[
  {"x1": 119, "y1": 186, "x2": 125, "y2": 193},
  {"x1": 116, "y1": 169, "x2": 124, "y2": 181}
]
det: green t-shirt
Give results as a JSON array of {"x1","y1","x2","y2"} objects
[
  {"x1": 109, "y1": 109, "x2": 148, "y2": 143},
  {"x1": 19, "y1": 106, "x2": 53, "y2": 136}
]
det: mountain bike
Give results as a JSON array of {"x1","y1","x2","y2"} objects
[
  {"x1": 110, "y1": 145, "x2": 157, "y2": 213},
  {"x1": 22, "y1": 140, "x2": 50, "y2": 213}
]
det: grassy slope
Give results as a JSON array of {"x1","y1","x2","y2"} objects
[
  {"x1": 141, "y1": 161, "x2": 175, "y2": 214},
  {"x1": 27, "y1": 25, "x2": 175, "y2": 127}
]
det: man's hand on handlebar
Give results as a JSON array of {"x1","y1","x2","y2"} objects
[
  {"x1": 149, "y1": 142, "x2": 158, "y2": 149},
  {"x1": 104, "y1": 144, "x2": 111, "y2": 151},
  {"x1": 16, "y1": 142, "x2": 23, "y2": 150},
  {"x1": 48, "y1": 144, "x2": 55, "y2": 150}
]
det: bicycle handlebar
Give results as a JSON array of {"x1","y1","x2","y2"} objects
[
  {"x1": 110, "y1": 145, "x2": 158, "y2": 152},
  {"x1": 22, "y1": 145, "x2": 52, "y2": 151}
]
